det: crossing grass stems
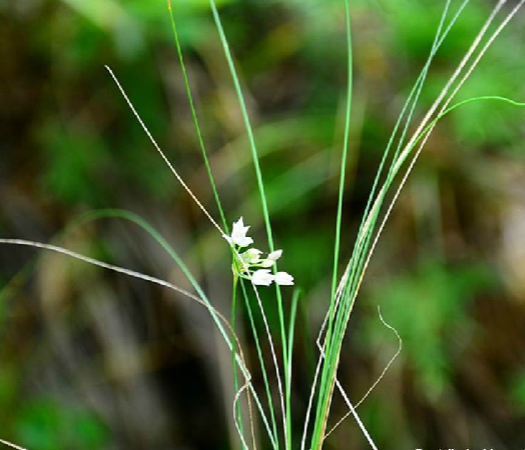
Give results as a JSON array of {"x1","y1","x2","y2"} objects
[{"x1": 1, "y1": 0, "x2": 525, "y2": 449}]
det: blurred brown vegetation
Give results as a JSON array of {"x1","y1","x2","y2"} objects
[{"x1": 1, "y1": 0, "x2": 525, "y2": 449}]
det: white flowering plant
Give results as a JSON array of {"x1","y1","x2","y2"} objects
[
  {"x1": 225, "y1": 218, "x2": 294, "y2": 287},
  {"x1": 1, "y1": 1, "x2": 525, "y2": 450}
]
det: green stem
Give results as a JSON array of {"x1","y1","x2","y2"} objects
[
  {"x1": 231, "y1": 274, "x2": 245, "y2": 443},
  {"x1": 208, "y1": 2, "x2": 290, "y2": 447},
  {"x1": 310, "y1": 94, "x2": 525, "y2": 449},
  {"x1": 313, "y1": 1, "x2": 353, "y2": 447},
  {"x1": 239, "y1": 279, "x2": 280, "y2": 447},
  {"x1": 330, "y1": 0, "x2": 353, "y2": 303},
  {"x1": 167, "y1": 0, "x2": 228, "y2": 230},
  {"x1": 66, "y1": 209, "x2": 277, "y2": 447}
]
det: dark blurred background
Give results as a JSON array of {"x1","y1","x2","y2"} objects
[{"x1": 1, "y1": 0, "x2": 525, "y2": 449}]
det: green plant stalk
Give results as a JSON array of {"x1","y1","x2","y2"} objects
[
  {"x1": 315, "y1": 1, "x2": 458, "y2": 417},
  {"x1": 287, "y1": 290, "x2": 300, "y2": 384},
  {"x1": 309, "y1": 3, "x2": 461, "y2": 444},
  {"x1": 312, "y1": 122, "x2": 435, "y2": 449},
  {"x1": 323, "y1": 0, "x2": 353, "y2": 405},
  {"x1": 319, "y1": 210, "x2": 382, "y2": 434},
  {"x1": 309, "y1": 228, "x2": 376, "y2": 450},
  {"x1": 239, "y1": 279, "x2": 280, "y2": 447},
  {"x1": 330, "y1": 0, "x2": 353, "y2": 305},
  {"x1": 314, "y1": 0, "x2": 353, "y2": 444},
  {"x1": 285, "y1": 289, "x2": 300, "y2": 444},
  {"x1": 231, "y1": 275, "x2": 246, "y2": 444},
  {"x1": 349, "y1": 95, "x2": 525, "y2": 324},
  {"x1": 68, "y1": 209, "x2": 278, "y2": 448},
  {"x1": 208, "y1": 1, "x2": 290, "y2": 448},
  {"x1": 310, "y1": 95, "x2": 525, "y2": 449},
  {"x1": 167, "y1": 4, "x2": 281, "y2": 446},
  {"x1": 337, "y1": 0, "x2": 467, "y2": 342},
  {"x1": 355, "y1": 0, "x2": 458, "y2": 262},
  {"x1": 314, "y1": 116, "x2": 432, "y2": 444}
]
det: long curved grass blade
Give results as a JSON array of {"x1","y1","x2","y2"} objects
[
  {"x1": 304, "y1": 0, "x2": 459, "y2": 447},
  {"x1": 166, "y1": 0, "x2": 229, "y2": 232},
  {"x1": 207, "y1": 2, "x2": 289, "y2": 447},
  {"x1": 1, "y1": 209, "x2": 279, "y2": 449},
  {"x1": 106, "y1": 60, "x2": 280, "y2": 446},
  {"x1": 78, "y1": 210, "x2": 262, "y2": 448},
  {"x1": 231, "y1": 277, "x2": 249, "y2": 449},
  {"x1": 0, "y1": 439, "x2": 28, "y2": 450},
  {"x1": 321, "y1": 0, "x2": 353, "y2": 441},
  {"x1": 309, "y1": 2, "x2": 525, "y2": 448},
  {"x1": 0, "y1": 237, "x2": 268, "y2": 447},
  {"x1": 330, "y1": 0, "x2": 353, "y2": 330},
  {"x1": 361, "y1": 94, "x2": 525, "y2": 292},
  {"x1": 322, "y1": 93, "x2": 525, "y2": 445}
]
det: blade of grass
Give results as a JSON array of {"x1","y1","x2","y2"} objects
[
  {"x1": 316, "y1": 0, "x2": 354, "y2": 444},
  {"x1": 165, "y1": 8, "x2": 256, "y2": 441},
  {"x1": 67, "y1": 209, "x2": 278, "y2": 448},
  {"x1": 323, "y1": 0, "x2": 466, "y2": 420},
  {"x1": 320, "y1": 92, "x2": 525, "y2": 446},
  {"x1": 207, "y1": 2, "x2": 290, "y2": 447},
  {"x1": 326, "y1": 93, "x2": 525, "y2": 443},
  {"x1": 166, "y1": 0, "x2": 229, "y2": 232},
  {"x1": 330, "y1": 0, "x2": 353, "y2": 310},
  {"x1": 231, "y1": 275, "x2": 248, "y2": 448},
  {"x1": 306, "y1": 0, "x2": 459, "y2": 446},
  {"x1": 107, "y1": 62, "x2": 281, "y2": 447},
  {"x1": 239, "y1": 279, "x2": 280, "y2": 447},
  {"x1": 284, "y1": 289, "x2": 300, "y2": 447},
  {"x1": 0, "y1": 237, "x2": 264, "y2": 448},
  {"x1": 309, "y1": 1, "x2": 521, "y2": 447}
]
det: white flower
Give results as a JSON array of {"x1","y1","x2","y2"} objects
[
  {"x1": 260, "y1": 249, "x2": 283, "y2": 267},
  {"x1": 226, "y1": 220, "x2": 294, "y2": 287},
  {"x1": 226, "y1": 217, "x2": 254, "y2": 247},
  {"x1": 242, "y1": 248, "x2": 262, "y2": 264},
  {"x1": 268, "y1": 249, "x2": 283, "y2": 261},
  {"x1": 275, "y1": 271, "x2": 294, "y2": 286},
  {"x1": 251, "y1": 269, "x2": 274, "y2": 286}
]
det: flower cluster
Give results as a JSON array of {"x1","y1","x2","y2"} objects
[{"x1": 224, "y1": 218, "x2": 294, "y2": 286}]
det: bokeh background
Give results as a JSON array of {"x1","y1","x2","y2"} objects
[{"x1": 1, "y1": 0, "x2": 525, "y2": 448}]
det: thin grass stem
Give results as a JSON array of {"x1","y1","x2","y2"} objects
[
  {"x1": 207, "y1": 2, "x2": 289, "y2": 446},
  {"x1": 166, "y1": 0, "x2": 229, "y2": 231}
]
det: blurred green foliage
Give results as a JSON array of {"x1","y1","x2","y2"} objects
[
  {"x1": 368, "y1": 261, "x2": 494, "y2": 399},
  {"x1": 2, "y1": 0, "x2": 525, "y2": 448},
  {"x1": 15, "y1": 399, "x2": 108, "y2": 450}
]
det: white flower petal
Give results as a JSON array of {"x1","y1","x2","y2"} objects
[
  {"x1": 275, "y1": 271, "x2": 294, "y2": 286},
  {"x1": 242, "y1": 248, "x2": 262, "y2": 264},
  {"x1": 230, "y1": 217, "x2": 252, "y2": 247},
  {"x1": 260, "y1": 258, "x2": 275, "y2": 268},
  {"x1": 251, "y1": 269, "x2": 274, "y2": 286},
  {"x1": 234, "y1": 236, "x2": 253, "y2": 247},
  {"x1": 268, "y1": 249, "x2": 283, "y2": 261},
  {"x1": 232, "y1": 217, "x2": 245, "y2": 230},
  {"x1": 232, "y1": 217, "x2": 249, "y2": 238}
]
